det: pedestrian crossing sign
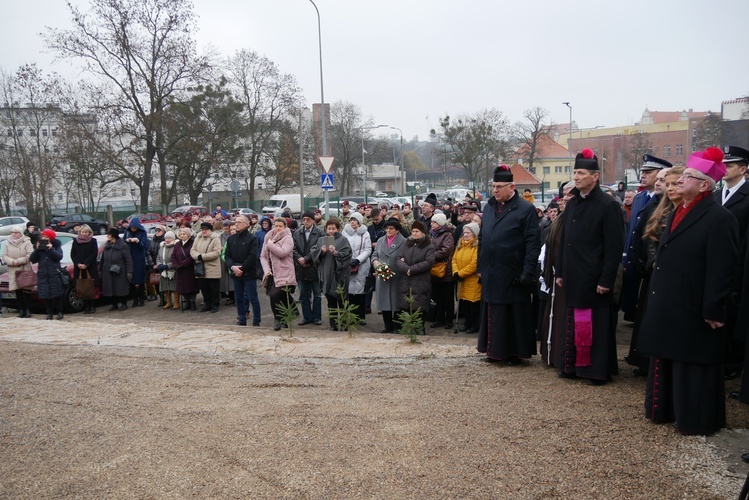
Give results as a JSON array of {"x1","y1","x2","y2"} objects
[{"x1": 321, "y1": 173, "x2": 334, "y2": 190}]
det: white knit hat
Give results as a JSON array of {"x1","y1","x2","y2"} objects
[
  {"x1": 431, "y1": 213, "x2": 447, "y2": 227},
  {"x1": 463, "y1": 222, "x2": 480, "y2": 237},
  {"x1": 164, "y1": 231, "x2": 176, "y2": 240},
  {"x1": 350, "y1": 212, "x2": 363, "y2": 224}
]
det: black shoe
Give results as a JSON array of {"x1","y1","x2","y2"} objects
[
  {"x1": 24, "y1": 310, "x2": 31, "y2": 318},
  {"x1": 299, "y1": 319, "x2": 312, "y2": 325},
  {"x1": 56, "y1": 312, "x2": 63, "y2": 320},
  {"x1": 430, "y1": 322, "x2": 444, "y2": 328},
  {"x1": 190, "y1": 301, "x2": 197, "y2": 311},
  {"x1": 138, "y1": 298, "x2": 145, "y2": 307},
  {"x1": 210, "y1": 307, "x2": 219, "y2": 313},
  {"x1": 558, "y1": 371, "x2": 578, "y2": 379},
  {"x1": 329, "y1": 326, "x2": 339, "y2": 331},
  {"x1": 274, "y1": 319, "x2": 282, "y2": 331},
  {"x1": 729, "y1": 391, "x2": 741, "y2": 400},
  {"x1": 200, "y1": 306, "x2": 211, "y2": 312},
  {"x1": 482, "y1": 357, "x2": 500, "y2": 363},
  {"x1": 465, "y1": 328, "x2": 478, "y2": 334},
  {"x1": 131, "y1": 300, "x2": 139, "y2": 308},
  {"x1": 313, "y1": 319, "x2": 322, "y2": 325},
  {"x1": 236, "y1": 320, "x2": 247, "y2": 326},
  {"x1": 460, "y1": 325, "x2": 471, "y2": 332},
  {"x1": 445, "y1": 323, "x2": 454, "y2": 330},
  {"x1": 379, "y1": 328, "x2": 393, "y2": 334},
  {"x1": 17, "y1": 310, "x2": 27, "y2": 318},
  {"x1": 588, "y1": 378, "x2": 607, "y2": 386},
  {"x1": 109, "y1": 304, "x2": 119, "y2": 311},
  {"x1": 506, "y1": 357, "x2": 526, "y2": 366},
  {"x1": 118, "y1": 304, "x2": 128, "y2": 311},
  {"x1": 46, "y1": 314, "x2": 53, "y2": 320},
  {"x1": 633, "y1": 368, "x2": 648, "y2": 377},
  {"x1": 252, "y1": 322, "x2": 260, "y2": 327}
]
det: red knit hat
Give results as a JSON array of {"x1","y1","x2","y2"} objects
[{"x1": 41, "y1": 229, "x2": 56, "y2": 240}]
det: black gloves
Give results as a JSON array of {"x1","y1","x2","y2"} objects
[
  {"x1": 516, "y1": 271, "x2": 535, "y2": 287},
  {"x1": 453, "y1": 272, "x2": 460, "y2": 281},
  {"x1": 157, "y1": 264, "x2": 168, "y2": 272},
  {"x1": 351, "y1": 259, "x2": 359, "y2": 267},
  {"x1": 197, "y1": 254, "x2": 203, "y2": 261}
]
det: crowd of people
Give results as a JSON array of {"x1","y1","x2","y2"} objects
[{"x1": 2, "y1": 144, "x2": 749, "y2": 437}]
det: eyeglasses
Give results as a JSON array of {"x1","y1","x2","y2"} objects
[{"x1": 680, "y1": 173, "x2": 708, "y2": 182}]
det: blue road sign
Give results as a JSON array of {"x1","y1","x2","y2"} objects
[{"x1": 321, "y1": 173, "x2": 334, "y2": 190}]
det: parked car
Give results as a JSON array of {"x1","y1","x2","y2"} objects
[
  {"x1": 48, "y1": 213, "x2": 109, "y2": 235},
  {"x1": 118, "y1": 212, "x2": 173, "y2": 235},
  {"x1": 170, "y1": 205, "x2": 208, "y2": 220},
  {"x1": 233, "y1": 208, "x2": 258, "y2": 217},
  {"x1": 0, "y1": 233, "x2": 160, "y2": 313},
  {"x1": 0, "y1": 216, "x2": 30, "y2": 236},
  {"x1": 317, "y1": 201, "x2": 341, "y2": 217}
]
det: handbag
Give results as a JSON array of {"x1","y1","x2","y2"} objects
[
  {"x1": 16, "y1": 269, "x2": 37, "y2": 289},
  {"x1": 431, "y1": 261, "x2": 447, "y2": 278},
  {"x1": 57, "y1": 268, "x2": 71, "y2": 288},
  {"x1": 109, "y1": 264, "x2": 122, "y2": 275},
  {"x1": 262, "y1": 260, "x2": 274, "y2": 295},
  {"x1": 75, "y1": 269, "x2": 96, "y2": 300},
  {"x1": 194, "y1": 261, "x2": 206, "y2": 277},
  {"x1": 351, "y1": 236, "x2": 364, "y2": 273}
]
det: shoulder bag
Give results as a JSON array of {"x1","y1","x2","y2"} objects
[
  {"x1": 16, "y1": 269, "x2": 37, "y2": 290},
  {"x1": 75, "y1": 268, "x2": 96, "y2": 300}
]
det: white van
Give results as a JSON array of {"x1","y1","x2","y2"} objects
[{"x1": 262, "y1": 194, "x2": 303, "y2": 218}]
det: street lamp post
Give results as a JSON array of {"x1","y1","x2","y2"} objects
[
  {"x1": 309, "y1": 0, "x2": 329, "y2": 218},
  {"x1": 388, "y1": 126, "x2": 403, "y2": 194},
  {"x1": 563, "y1": 102, "x2": 572, "y2": 181}
]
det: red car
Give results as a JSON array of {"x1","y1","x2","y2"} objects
[{"x1": 0, "y1": 234, "x2": 160, "y2": 313}]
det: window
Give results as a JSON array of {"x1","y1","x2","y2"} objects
[
  {"x1": 543, "y1": 166, "x2": 550, "y2": 174},
  {"x1": 44, "y1": 146, "x2": 49, "y2": 153},
  {"x1": 29, "y1": 128, "x2": 35, "y2": 136},
  {"x1": 564, "y1": 166, "x2": 570, "y2": 173},
  {"x1": 53, "y1": 146, "x2": 59, "y2": 153},
  {"x1": 42, "y1": 128, "x2": 48, "y2": 137},
  {"x1": 16, "y1": 129, "x2": 22, "y2": 137},
  {"x1": 663, "y1": 146, "x2": 671, "y2": 157},
  {"x1": 675, "y1": 144, "x2": 683, "y2": 156},
  {"x1": 529, "y1": 167, "x2": 536, "y2": 175},
  {"x1": 51, "y1": 128, "x2": 58, "y2": 137},
  {"x1": 543, "y1": 181, "x2": 550, "y2": 189},
  {"x1": 6, "y1": 129, "x2": 11, "y2": 137},
  {"x1": 554, "y1": 166, "x2": 562, "y2": 173}
]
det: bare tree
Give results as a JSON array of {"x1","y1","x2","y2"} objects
[
  {"x1": 436, "y1": 109, "x2": 510, "y2": 186},
  {"x1": 45, "y1": 0, "x2": 211, "y2": 212},
  {"x1": 693, "y1": 112, "x2": 723, "y2": 150},
  {"x1": 329, "y1": 101, "x2": 373, "y2": 195},
  {"x1": 623, "y1": 131, "x2": 652, "y2": 180},
  {"x1": 225, "y1": 49, "x2": 303, "y2": 201},
  {"x1": 0, "y1": 65, "x2": 65, "y2": 223},
  {"x1": 513, "y1": 107, "x2": 553, "y2": 172}
]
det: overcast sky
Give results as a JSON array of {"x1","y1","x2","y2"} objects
[{"x1": 2, "y1": 0, "x2": 748, "y2": 140}]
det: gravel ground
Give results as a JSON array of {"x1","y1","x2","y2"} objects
[{"x1": 1, "y1": 303, "x2": 749, "y2": 498}]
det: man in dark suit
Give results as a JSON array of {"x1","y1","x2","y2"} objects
[
  {"x1": 620, "y1": 155, "x2": 671, "y2": 322},
  {"x1": 555, "y1": 149, "x2": 624, "y2": 385},
  {"x1": 293, "y1": 211, "x2": 324, "y2": 325},
  {"x1": 638, "y1": 147, "x2": 737, "y2": 435},
  {"x1": 717, "y1": 146, "x2": 749, "y2": 382}
]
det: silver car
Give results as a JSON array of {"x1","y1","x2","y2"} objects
[{"x1": 0, "y1": 216, "x2": 30, "y2": 236}]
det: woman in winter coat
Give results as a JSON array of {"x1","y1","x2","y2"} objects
[
  {"x1": 394, "y1": 220, "x2": 435, "y2": 329},
  {"x1": 29, "y1": 229, "x2": 66, "y2": 320},
  {"x1": 371, "y1": 217, "x2": 406, "y2": 333},
  {"x1": 101, "y1": 228, "x2": 133, "y2": 310},
  {"x1": 218, "y1": 221, "x2": 234, "y2": 305},
  {"x1": 429, "y1": 213, "x2": 456, "y2": 329},
  {"x1": 256, "y1": 216, "x2": 272, "y2": 256},
  {"x1": 156, "y1": 231, "x2": 178, "y2": 310},
  {"x1": 342, "y1": 212, "x2": 371, "y2": 324},
  {"x1": 190, "y1": 222, "x2": 223, "y2": 312},
  {"x1": 71, "y1": 224, "x2": 99, "y2": 314},
  {"x1": 124, "y1": 217, "x2": 149, "y2": 307},
  {"x1": 172, "y1": 227, "x2": 200, "y2": 311},
  {"x1": 2, "y1": 226, "x2": 34, "y2": 318},
  {"x1": 147, "y1": 225, "x2": 166, "y2": 304},
  {"x1": 260, "y1": 218, "x2": 297, "y2": 331},
  {"x1": 451, "y1": 222, "x2": 481, "y2": 333},
  {"x1": 311, "y1": 217, "x2": 352, "y2": 331}
]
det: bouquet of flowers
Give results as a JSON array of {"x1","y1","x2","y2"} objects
[{"x1": 374, "y1": 263, "x2": 395, "y2": 281}]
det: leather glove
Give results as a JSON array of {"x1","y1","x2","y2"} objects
[
  {"x1": 197, "y1": 254, "x2": 203, "y2": 261},
  {"x1": 351, "y1": 259, "x2": 359, "y2": 267},
  {"x1": 453, "y1": 272, "x2": 460, "y2": 281},
  {"x1": 127, "y1": 273, "x2": 133, "y2": 282},
  {"x1": 517, "y1": 271, "x2": 535, "y2": 287},
  {"x1": 157, "y1": 264, "x2": 168, "y2": 272}
]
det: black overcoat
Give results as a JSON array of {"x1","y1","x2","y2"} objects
[
  {"x1": 556, "y1": 185, "x2": 623, "y2": 308},
  {"x1": 71, "y1": 238, "x2": 99, "y2": 281},
  {"x1": 638, "y1": 195, "x2": 738, "y2": 364},
  {"x1": 29, "y1": 238, "x2": 65, "y2": 299},
  {"x1": 292, "y1": 224, "x2": 324, "y2": 282},
  {"x1": 395, "y1": 236, "x2": 435, "y2": 312},
  {"x1": 716, "y1": 181, "x2": 749, "y2": 245},
  {"x1": 100, "y1": 238, "x2": 133, "y2": 297},
  {"x1": 479, "y1": 192, "x2": 541, "y2": 304}
]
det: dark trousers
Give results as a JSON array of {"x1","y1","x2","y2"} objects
[
  {"x1": 199, "y1": 278, "x2": 220, "y2": 309},
  {"x1": 350, "y1": 294, "x2": 366, "y2": 321},
  {"x1": 233, "y1": 278, "x2": 260, "y2": 324},
  {"x1": 382, "y1": 310, "x2": 399, "y2": 332},
  {"x1": 44, "y1": 296, "x2": 64, "y2": 314},
  {"x1": 460, "y1": 299, "x2": 481, "y2": 329},
  {"x1": 298, "y1": 278, "x2": 322, "y2": 322},
  {"x1": 431, "y1": 280, "x2": 454, "y2": 325},
  {"x1": 269, "y1": 285, "x2": 296, "y2": 320},
  {"x1": 15, "y1": 290, "x2": 30, "y2": 310}
]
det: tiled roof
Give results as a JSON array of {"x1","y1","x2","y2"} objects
[
  {"x1": 512, "y1": 134, "x2": 570, "y2": 159},
  {"x1": 510, "y1": 164, "x2": 541, "y2": 186}
]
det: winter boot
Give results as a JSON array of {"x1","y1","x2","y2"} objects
[
  {"x1": 157, "y1": 292, "x2": 165, "y2": 307},
  {"x1": 190, "y1": 295, "x2": 197, "y2": 311},
  {"x1": 163, "y1": 293, "x2": 172, "y2": 310},
  {"x1": 17, "y1": 309, "x2": 27, "y2": 318},
  {"x1": 172, "y1": 293, "x2": 181, "y2": 310}
]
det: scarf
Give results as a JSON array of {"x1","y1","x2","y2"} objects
[
  {"x1": 8, "y1": 233, "x2": 23, "y2": 245},
  {"x1": 386, "y1": 234, "x2": 397, "y2": 248},
  {"x1": 76, "y1": 232, "x2": 93, "y2": 244},
  {"x1": 671, "y1": 190, "x2": 711, "y2": 231}
]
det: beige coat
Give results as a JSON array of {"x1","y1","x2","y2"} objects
[
  {"x1": 190, "y1": 231, "x2": 223, "y2": 279},
  {"x1": 2, "y1": 236, "x2": 34, "y2": 291}
]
